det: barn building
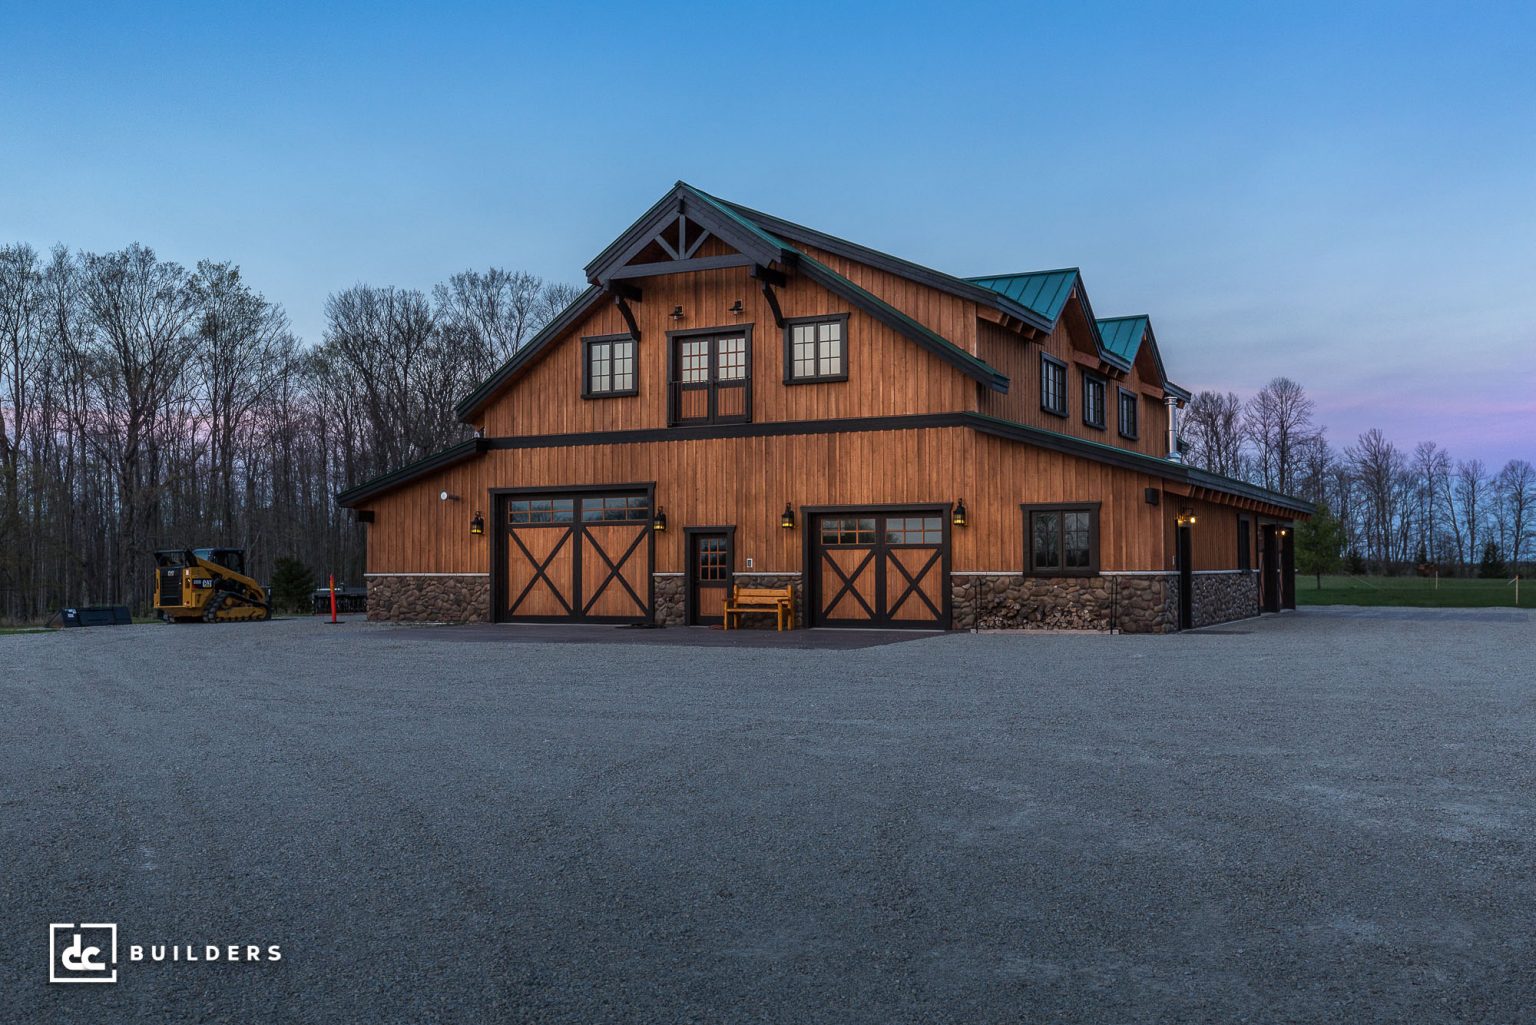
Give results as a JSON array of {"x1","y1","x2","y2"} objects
[{"x1": 338, "y1": 183, "x2": 1309, "y2": 632}]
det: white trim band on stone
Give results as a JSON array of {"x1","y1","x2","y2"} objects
[
  {"x1": 653, "y1": 572, "x2": 685, "y2": 577},
  {"x1": 736, "y1": 571, "x2": 800, "y2": 577},
  {"x1": 364, "y1": 572, "x2": 490, "y2": 577}
]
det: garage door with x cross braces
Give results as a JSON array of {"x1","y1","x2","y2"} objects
[
  {"x1": 497, "y1": 490, "x2": 652, "y2": 622},
  {"x1": 813, "y1": 510, "x2": 948, "y2": 628}
]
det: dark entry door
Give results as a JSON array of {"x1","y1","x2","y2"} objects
[
  {"x1": 812, "y1": 511, "x2": 947, "y2": 629},
  {"x1": 1176, "y1": 524, "x2": 1194, "y2": 630},
  {"x1": 687, "y1": 529, "x2": 732, "y2": 625},
  {"x1": 1260, "y1": 525, "x2": 1280, "y2": 612},
  {"x1": 1280, "y1": 527, "x2": 1297, "y2": 610},
  {"x1": 497, "y1": 491, "x2": 652, "y2": 622}
]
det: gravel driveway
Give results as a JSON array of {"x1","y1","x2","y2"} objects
[{"x1": 3, "y1": 608, "x2": 1533, "y2": 1024}]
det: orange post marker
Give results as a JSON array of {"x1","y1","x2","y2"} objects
[{"x1": 329, "y1": 573, "x2": 338, "y2": 624}]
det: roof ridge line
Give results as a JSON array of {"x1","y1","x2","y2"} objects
[{"x1": 964, "y1": 267, "x2": 1081, "y2": 280}]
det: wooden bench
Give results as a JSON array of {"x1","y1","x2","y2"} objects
[{"x1": 723, "y1": 585, "x2": 796, "y2": 631}]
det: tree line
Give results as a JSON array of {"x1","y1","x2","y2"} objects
[
  {"x1": 0, "y1": 241, "x2": 577, "y2": 621},
  {"x1": 1182, "y1": 379, "x2": 1534, "y2": 576},
  {"x1": 3, "y1": 238, "x2": 1527, "y2": 622}
]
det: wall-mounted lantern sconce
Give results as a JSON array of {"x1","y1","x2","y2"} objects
[
  {"x1": 1277, "y1": 527, "x2": 1289, "y2": 537},
  {"x1": 952, "y1": 498, "x2": 967, "y2": 527},
  {"x1": 439, "y1": 490, "x2": 460, "y2": 502},
  {"x1": 780, "y1": 503, "x2": 796, "y2": 530},
  {"x1": 728, "y1": 299, "x2": 745, "y2": 316},
  {"x1": 670, "y1": 305, "x2": 685, "y2": 321},
  {"x1": 1176, "y1": 507, "x2": 1198, "y2": 527},
  {"x1": 652, "y1": 508, "x2": 668, "y2": 532},
  {"x1": 470, "y1": 511, "x2": 485, "y2": 535}
]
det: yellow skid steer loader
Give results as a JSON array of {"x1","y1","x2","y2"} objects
[{"x1": 153, "y1": 548, "x2": 271, "y2": 623}]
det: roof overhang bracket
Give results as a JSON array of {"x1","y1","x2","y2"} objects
[
  {"x1": 613, "y1": 293, "x2": 641, "y2": 340},
  {"x1": 753, "y1": 264, "x2": 787, "y2": 328}
]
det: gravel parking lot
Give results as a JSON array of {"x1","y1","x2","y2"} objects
[{"x1": 4, "y1": 608, "x2": 1534, "y2": 1024}]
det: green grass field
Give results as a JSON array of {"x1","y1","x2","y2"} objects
[{"x1": 1295, "y1": 574, "x2": 1534, "y2": 609}]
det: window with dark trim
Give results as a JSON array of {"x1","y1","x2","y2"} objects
[
  {"x1": 1118, "y1": 387, "x2": 1139, "y2": 439},
  {"x1": 1082, "y1": 373, "x2": 1106, "y2": 429},
  {"x1": 1237, "y1": 516, "x2": 1252, "y2": 571},
  {"x1": 1041, "y1": 355, "x2": 1068, "y2": 417},
  {"x1": 669, "y1": 327, "x2": 752, "y2": 425},
  {"x1": 1022, "y1": 503, "x2": 1100, "y2": 576},
  {"x1": 783, "y1": 314, "x2": 848, "y2": 383},
  {"x1": 583, "y1": 334, "x2": 637, "y2": 397}
]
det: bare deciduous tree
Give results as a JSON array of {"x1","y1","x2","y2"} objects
[{"x1": 1243, "y1": 376, "x2": 1316, "y2": 494}]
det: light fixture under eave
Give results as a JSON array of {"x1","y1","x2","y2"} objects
[
  {"x1": 728, "y1": 299, "x2": 745, "y2": 316},
  {"x1": 780, "y1": 503, "x2": 796, "y2": 530},
  {"x1": 470, "y1": 511, "x2": 485, "y2": 535},
  {"x1": 1176, "y1": 507, "x2": 1198, "y2": 527},
  {"x1": 652, "y1": 508, "x2": 667, "y2": 532},
  {"x1": 952, "y1": 499, "x2": 967, "y2": 527},
  {"x1": 670, "y1": 305, "x2": 685, "y2": 321}
]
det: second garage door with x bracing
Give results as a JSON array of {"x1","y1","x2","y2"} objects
[
  {"x1": 497, "y1": 491, "x2": 652, "y2": 622},
  {"x1": 812, "y1": 511, "x2": 948, "y2": 628}
]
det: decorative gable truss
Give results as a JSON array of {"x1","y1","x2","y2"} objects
[{"x1": 455, "y1": 183, "x2": 1013, "y2": 422}]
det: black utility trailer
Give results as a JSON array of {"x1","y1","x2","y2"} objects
[{"x1": 312, "y1": 586, "x2": 368, "y2": 615}]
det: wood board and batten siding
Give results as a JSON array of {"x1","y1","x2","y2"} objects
[
  {"x1": 361, "y1": 427, "x2": 1172, "y2": 577},
  {"x1": 974, "y1": 319, "x2": 1171, "y2": 459},
  {"x1": 475, "y1": 264, "x2": 975, "y2": 439}
]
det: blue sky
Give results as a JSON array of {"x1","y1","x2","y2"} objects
[{"x1": 3, "y1": 1, "x2": 1533, "y2": 464}]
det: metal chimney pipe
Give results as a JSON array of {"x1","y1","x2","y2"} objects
[{"x1": 1166, "y1": 396, "x2": 1182, "y2": 462}]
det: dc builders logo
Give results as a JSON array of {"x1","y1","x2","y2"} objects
[{"x1": 49, "y1": 922, "x2": 282, "y2": 984}]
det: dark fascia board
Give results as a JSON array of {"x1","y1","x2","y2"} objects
[
  {"x1": 584, "y1": 183, "x2": 790, "y2": 286},
  {"x1": 453, "y1": 285, "x2": 606, "y2": 422},
  {"x1": 1066, "y1": 277, "x2": 1132, "y2": 374},
  {"x1": 965, "y1": 413, "x2": 1314, "y2": 515},
  {"x1": 336, "y1": 437, "x2": 489, "y2": 508},
  {"x1": 1182, "y1": 465, "x2": 1315, "y2": 516},
  {"x1": 796, "y1": 255, "x2": 1009, "y2": 393},
  {"x1": 1165, "y1": 380, "x2": 1192, "y2": 401},
  {"x1": 710, "y1": 195, "x2": 1054, "y2": 335},
  {"x1": 336, "y1": 410, "x2": 1311, "y2": 515}
]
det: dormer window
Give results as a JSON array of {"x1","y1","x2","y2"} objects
[
  {"x1": 1040, "y1": 354, "x2": 1068, "y2": 417},
  {"x1": 583, "y1": 334, "x2": 637, "y2": 397},
  {"x1": 1118, "y1": 387, "x2": 1139, "y2": 439},
  {"x1": 784, "y1": 315, "x2": 848, "y2": 383},
  {"x1": 1082, "y1": 374, "x2": 1106, "y2": 429}
]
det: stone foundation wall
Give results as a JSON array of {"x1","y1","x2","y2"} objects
[
  {"x1": 366, "y1": 574, "x2": 490, "y2": 623},
  {"x1": 950, "y1": 574, "x2": 1177, "y2": 633},
  {"x1": 653, "y1": 574, "x2": 685, "y2": 626},
  {"x1": 1190, "y1": 572, "x2": 1259, "y2": 627}
]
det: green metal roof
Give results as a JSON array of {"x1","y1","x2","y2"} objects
[
  {"x1": 964, "y1": 269, "x2": 1080, "y2": 322},
  {"x1": 1095, "y1": 315, "x2": 1149, "y2": 364}
]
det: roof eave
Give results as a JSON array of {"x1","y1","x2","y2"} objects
[
  {"x1": 453, "y1": 285, "x2": 606, "y2": 422},
  {"x1": 336, "y1": 438, "x2": 489, "y2": 508},
  {"x1": 715, "y1": 198, "x2": 1053, "y2": 334}
]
